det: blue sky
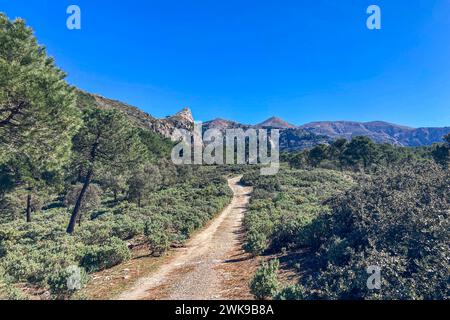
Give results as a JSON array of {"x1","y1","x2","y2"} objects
[{"x1": 2, "y1": 0, "x2": 449, "y2": 127}]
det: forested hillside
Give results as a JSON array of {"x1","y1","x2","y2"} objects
[{"x1": 0, "y1": 14, "x2": 233, "y2": 299}]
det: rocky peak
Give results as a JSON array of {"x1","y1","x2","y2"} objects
[
  {"x1": 149, "y1": 107, "x2": 195, "y2": 140},
  {"x1": 256, "y1": 116, "x2": 297, "y2": 129},
  {"x1": 170, "y1": 107, "x2": 194, "y2": 124}
]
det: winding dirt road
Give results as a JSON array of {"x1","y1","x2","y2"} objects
[{"x1": 117, "y1": 176, "x2": 253, "y2": 300}]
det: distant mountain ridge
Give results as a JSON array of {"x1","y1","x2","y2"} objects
[
  {"x1": 204, "y1": 117, "x2": 450, "y2": 149},
  {"x1": 299, "y1": 120, "x2": 450, "y2": 147},
  {"x1": 76, "y1": 90, "x2": 450, "y2": 150},
  {"x1": 202, "y1": 118, "x2": 330, "y2": 151}
]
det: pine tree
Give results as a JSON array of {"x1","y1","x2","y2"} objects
[
  {"x1": 342, "y1": 136, "x2": 378, "y2": 169},
  {"x1": 0, "y1": 14, "x2": 80, "y2": 221},
  {"x1": 67, "y1": 108, "x2": 146, "y2": 234}
]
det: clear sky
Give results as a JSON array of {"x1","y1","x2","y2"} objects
[{"x1": 2, "y1": 0, "x2": 449, "y2": 127}]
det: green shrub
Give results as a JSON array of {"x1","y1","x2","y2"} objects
[
  {"x1": 144, "y1": 217, "x2": 172, "y2": 256},
  {"x1": 0, "y1": 236, "x2": 81, "y2": 285},
  {"x1": 111, "y1": 215, "x2": 143, "y2": 240},
  {"x1": 47, "y1": 265, "x2": 89, "y2": 299},
  {"x1": 0, "y1": 265, "x2": 28, "y2": 300},
  {"x1": 242, "y1": 168, "x2": 351, "y2": 254},
  {"x1": 244, "y1": 229, "x2": 268, "y2": 255},
  {"x1": 76, "y1": 221, "x2": 113, "y2": 245},
  {"x1": 295, "y1": 162, "x2": 450, "y2": 299},
  {"x1": 0, "y1": 284, "x2": 30, "y2": 300},
  {"x1": 250, "y1": 259, "x2": 280, "y2": 300},
  {"x1": 275, "y1": 285, "x2": 305, "y2": 300},
  {"x1": 80, "y1": 237, "x2": 131, "y2": 272}
]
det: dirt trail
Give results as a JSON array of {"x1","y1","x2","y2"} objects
[{"x1": 117, "y1": 176, "x2": 253, "y2": 300}]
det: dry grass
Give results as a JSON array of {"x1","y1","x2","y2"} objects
[
  {"x1": 81, "y1": 246, "x2": 173, "y2": 300},
  {"x1": 216, "y1": 246, "x2": 260, "y2": 300}
]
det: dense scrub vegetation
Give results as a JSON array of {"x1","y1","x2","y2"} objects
[
  {"x1": 248, "y1": 138, "x2": 450, "y2": 300},
  {"x1": 242, "y1": 167, "x2": 353, "y2": 256},
  {"x1": 0, "y1": 166, "x2": 232, "y2": 299},
  {"x1": 279, "y1": 161, "x2": 449, "y2": 300},
  {"x1": 283, "y1": 136, "x2": 436, "y2": 172}
]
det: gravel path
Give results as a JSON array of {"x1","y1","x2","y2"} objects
[{"x1": 117, "y1": 176, "x2": 253, "y2": 300}]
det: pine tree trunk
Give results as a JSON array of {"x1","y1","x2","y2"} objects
[
  {"x1": 26, "y1": 193, "x2": 32, "y2": 223},
  {"x1": 67, "y1": 170, "x2": 92, "y2": 234},
  {"x1": 78, "y1": 212, "x2": 83, "y2": 227}
]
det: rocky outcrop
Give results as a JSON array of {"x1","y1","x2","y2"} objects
[{"x1": 149, "y1": 107, "x2": 195, "y2": 139}]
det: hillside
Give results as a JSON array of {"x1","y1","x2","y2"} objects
[
  {"x1": 203, "y1": 118, "x2": 251, "y2": 131},
  {"x1": 76, "y1": 90, "x2": 194, "y2": 139}
]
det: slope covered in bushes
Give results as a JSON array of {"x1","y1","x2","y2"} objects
[
  {"x1": 0, "y1": 167, "x2": 232, "y2": 299},
  {"x1": 242, "y1": 167, "x2": 353, "y2": 256},
  {"x1": 245, "y1": 159, "x2": 450, "y2": 300},
  {"x1": 277, "y1": 161, "x2": 449, "y2": 300}
]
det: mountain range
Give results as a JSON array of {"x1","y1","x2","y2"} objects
[
  {"x1": 203, "y1": 117, "x2": 450, "y2": 150},
  {"x1": 78, "y1": 91, "x2": 450, "y2": 151}
]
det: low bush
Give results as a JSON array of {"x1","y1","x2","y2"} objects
[
  {"x1": 250, "y1": 259, "x2": 280, "y2": 300},
  {"x1": 275, "y1": 285, "x2": 305, "y2": 300},
  {"x1": 244, "y1": 228, "x2": 269, "y2": 256},
  {"x1": 144, "y1": 216, "x2": 172, "y2": 256},
  {"x1": 80, "y1": 237, "x2": 131, "y2": 272},
  {"x1": 47, "y1": 266, "x2": 89, "y2": 299}
]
